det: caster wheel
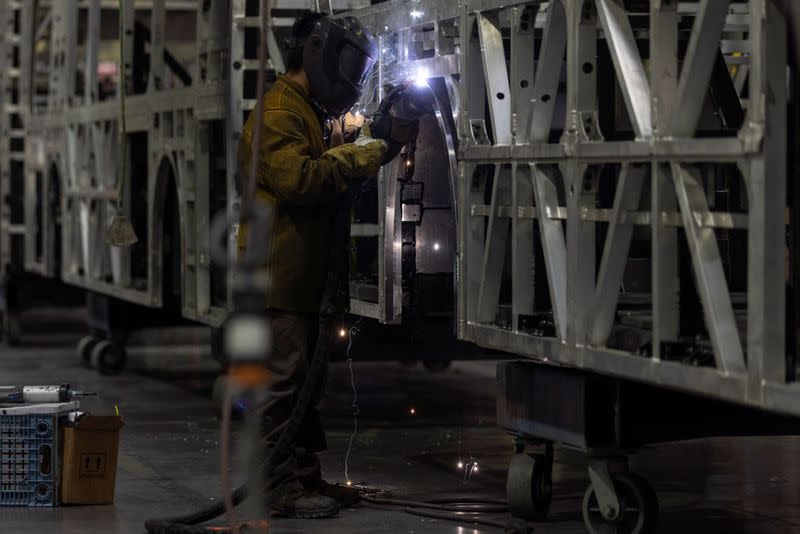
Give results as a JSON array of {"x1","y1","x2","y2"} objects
[
  {"x1": 506, "y1": 453, "x2": 553, "y2": 521},
  {"x1": 423, "y1": 360, "x2": 452, "y2": 372},
  {"x1": 77, "y1": 336, "x2": 98, "y2": 366},
  {"x1": 582, "y1": 473, "x2": 658, "y2": 534},
  {"x1": 90, "y1": 340, "x2": 127, "y2": 375}
]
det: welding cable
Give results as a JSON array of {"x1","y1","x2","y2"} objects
[
  {"x1": 218, "y1": 0, "x2": 272, "y2": 528},
  {"x1": 144, "y1": 0, "x2": 270, "y2": 529},
  {"x1": 361, "y1": 495, "x2": 532, "y2": 532},
  {"x1": 399, "y1": 508, "x2": 510, "y2": 530},
  {"x1": 144, "y1": 176, "x2": 350, "y2": 533},
  {"x1": 144, "y1": 307, "x2": 334, "y2": 534},
  {"x1": 362, "y1": 495, "x2": 508, "y2": 513},
  {"x1": 219, "y1": 378, "x2": 239, "y2": 532}
]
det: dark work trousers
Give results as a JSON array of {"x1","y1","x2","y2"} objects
[{"x1": 260, "y1": 309, "x2": 328, "y2": 492}]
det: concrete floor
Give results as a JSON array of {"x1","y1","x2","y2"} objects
[{"x1": 1, "y1": 316, "x2": 799, "y2": 533}]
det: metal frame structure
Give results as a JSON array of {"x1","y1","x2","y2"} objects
[
  {"x1": 0, "y1": 0, "x2": 367, "y2": 325},
  {"x1": 0, "y1": 0, "x2": 798, "y2": 416},
  {"x1": 349, "y1": 0, "x2": 798, "y2": 416}
]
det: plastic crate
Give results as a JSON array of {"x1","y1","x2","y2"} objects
[{"x1": 0, "y1": 413, "x2": 59, "y2": 506}]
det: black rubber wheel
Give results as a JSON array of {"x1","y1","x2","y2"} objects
[
  {"x1": 582, "y1": 473, "x2": 659, "y2": 534},
  {"x1": 506, "y1": 453, "x2": 553, "y2": 521},
  {"x1": 90, "y1": 340, "x2": 127, "y2": 375},
  {"x1": 422, "y1": 359, "x2": 452, "y2": 372},
  {"x1": 77, "y1": 336, "x2": 98, "y2": 366}
]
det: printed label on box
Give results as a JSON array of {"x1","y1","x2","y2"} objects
[{"x1": 79, "y1": 453, "x2": 107, "y2": 478}]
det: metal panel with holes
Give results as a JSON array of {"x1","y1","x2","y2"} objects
[{"x1": 342, "y1": 0, "x2": 800, "y2": 416}]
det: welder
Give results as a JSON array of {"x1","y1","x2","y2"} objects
[{"x1": 236, "y1": 12, "x2": 387, "y2": 519}]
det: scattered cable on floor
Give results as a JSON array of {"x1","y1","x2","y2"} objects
[
  {"x1": 361, "y1": 495, "x2": 533, "y2": 533},
  {"x1": 343, "y1": 317, "x2": 363, "y2": 485},
  {"x1": 463, "y1": 458, "x2": 480, "y2": 482}
]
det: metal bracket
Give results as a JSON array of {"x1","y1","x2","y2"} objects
[{"x1": 587, "y1": 458, "x2": 624, "y2": 521}]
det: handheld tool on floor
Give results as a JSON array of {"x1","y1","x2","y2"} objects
[{"x1": 0, "y1": 385, "x2": 96, "y2": 404}]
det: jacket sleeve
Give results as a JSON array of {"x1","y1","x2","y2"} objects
[{"x1": 239, "y1": 107, "x2": 385, "y2": 206}]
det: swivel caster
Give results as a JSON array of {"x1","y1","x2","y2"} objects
[
  {"x1": 506, "y1": 444, "x2": 553, "y2": 521},
  {"x1": 90, "y1": 340, "x2": 127, "y2": 375},
  {"x1": 582, "y1": 472, "x2": 658, "y2": 534},
  {"x1": 77, "y1": 336, "x2": 98, "y2": 367}
]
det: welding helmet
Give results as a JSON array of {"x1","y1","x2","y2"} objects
[{"x1": 303, "y1": 16, "x2": 378, "y2": 116}]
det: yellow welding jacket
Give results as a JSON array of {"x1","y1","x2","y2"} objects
[{"x1": 237, "y1": 75, "x2": 385, "y2": 313}]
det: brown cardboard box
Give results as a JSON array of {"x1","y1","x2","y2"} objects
[{"x1": 60, "y1": 415, "x2": 124, "y2": 504}]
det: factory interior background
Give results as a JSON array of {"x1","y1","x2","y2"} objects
[{"x1": 0, "y1": 1, "x2": 799, "y2": 533}]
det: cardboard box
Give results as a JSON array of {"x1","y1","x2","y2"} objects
[{"x1": 60, "y1": 415, "x2": 124, "y2": 505}]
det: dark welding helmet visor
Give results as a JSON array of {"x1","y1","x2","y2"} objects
[{"x1": 303, "y1": 16, "x2": 378, "y2": 116}]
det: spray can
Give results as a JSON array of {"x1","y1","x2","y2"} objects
[{"x1": 0, "y1": 385, "x2": 96, "y2": 404}]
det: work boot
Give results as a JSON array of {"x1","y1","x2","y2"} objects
[
  {"x1": 270, "y1": 481, "x2": 340, "y2": 519},
  {"x1": 294, "y1": 450, "x2": 362, "y2": 508},
  {"x1": 305, "y1": 478, "x2": 362, "y2": 508}
]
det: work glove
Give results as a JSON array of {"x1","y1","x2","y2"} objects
[
  {"x1": 369, "y1": 83, "x2": 433, "y2": 164},
  {"x1": 329, "y1": 116, "x2": 345, "y2": 148},
  {"x1": 370, "y1": 84, "x2": 419, "y2": 143},
  {"x1": 343, "y1": 112, "x2": 365, "y2": 141},
  {"x1": 354, "y1": 121, "x2": 388, "y2": 150}
]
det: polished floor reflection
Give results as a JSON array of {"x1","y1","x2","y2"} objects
[{"x1": 0, "y1": 319, "x2": 798, "y2": 533}]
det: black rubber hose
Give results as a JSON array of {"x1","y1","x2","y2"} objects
[
  {"x1": 398, "y1": 508, "x2": 509, "y2": 530},
  {"x1": 361, "y1": 495, "x2": 533, "y2": 532},
  {"x1": 362, "y1": 495, "x2": 508, "y2": 513},
  {"x1": 146, "y1": 180, "x2": 349, "y2": 534},
  {"x1": 425, "y1": 497, "x2": 508, "y2": 505},
  {"x1": 144, "y1": 311, "x2": 336, "y2": 534}
]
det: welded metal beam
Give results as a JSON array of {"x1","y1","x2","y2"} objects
[
  {"x1": 595, "y1": 0, "x2": 652, "y2": 137},
  {"x1": 511, "y1": 163, "x2": 535, "y2": 327},
  {"x1": 528, "y1": 0, "x2": 566, "y2": 143},
  {"x1": 477, "y1": 12, "x2": 513, "y2": 145},
  {"x1": 477, "y1": 165, "x2": 511, "y2": 322},
  {"x1": 746, "y1": 0, "x2": 788, "y2": 398},
  {"x1": 669, "y1": 0, "x2": 732, "y2": 136},
  {"x1": 532, "y1": 164, "x2": 567, "y2": 340},
  {"x1": 589, "y1": 164, "x2": 646, "y2": 346},
  {"x1": 672, "y1": 163, "x2": 745, "y2": 374}
]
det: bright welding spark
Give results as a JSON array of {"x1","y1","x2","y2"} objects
[
  {"x1": 409, "y1": 407, "x2": 416, "y2": 415},
  {"x1": 410, "y1": 10, "x2": 424, "y2": 19},
  {"x1": 414, "y1": 67, "x2": 430, "y2": 87},
  {"x1": 339, "y1": 328, "x2": 347, "y2": 338},
  {"x1": 457, "y1": 461, "x2": 464, "y2": 469},
  {"x1": 346, "y1": 480, "x2": 353, "y2": 486},
  {"x1": 472, "y1": 462, "x2": 479, "y2": 473},
  {"x1": 433, "y1": 242, "x2": 440, "y2": 251}
]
